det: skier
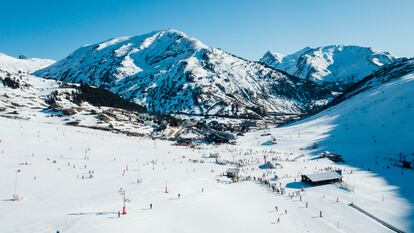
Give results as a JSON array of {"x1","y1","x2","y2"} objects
[
  {"x1": 277, "y1": 217, "x2": 280, "y2": 223},
  {"x1": 178, "y1": 193, "x2": 181, "y2": 199},
  {"x1": 118, "y1": 211, "x2": 121, "y2": 218},
  {"x1": 150, "y1": 203, "x2": 153, "y2": 209}
]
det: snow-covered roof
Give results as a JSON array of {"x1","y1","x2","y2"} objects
[
  {"x1": 226, "y1": 168, "x2": 239, "y2": 173},
  {"x1": 304, "y1": 171, "x2": 341, "y2": 182}
]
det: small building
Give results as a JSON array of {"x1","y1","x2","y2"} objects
[
  {"x1": 259, "y1": 161, "x2": 281, "y2": 169},
  {"x1": 205, "y1": 132, "x2": 234, "y2": 144},
  {"x1": 301, "y1": 170, "x2": 342, "y2": 186},
  {"x1": 209, "y1": 153, "x2": 219, "y2": 159},
  {"x1": 215, "y1": 159, "x2": 227, "y2": 165},
  {"x1": 225, "y1": 168, "x2": 240, "y2": 178},
  {"x1": 176, "y1": 138, "x2": 193, "y2": 146},
  {"x1": 269, "y1": 175, "x2": 279, "y2": 184},
  {"x1": 319, "y1": 151, "x2": 345, "y2": 163},
  {"x1": 143, "y1": 120, "x2": 153, "y2": 126}
]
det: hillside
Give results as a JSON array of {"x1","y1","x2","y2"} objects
[{"x1": 0, "y1": 69, "x2": 152, "y2": 136}]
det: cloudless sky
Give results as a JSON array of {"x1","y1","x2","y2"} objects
[{"x1": 0, "y1": 0, "x2": 413, "y2": 60}]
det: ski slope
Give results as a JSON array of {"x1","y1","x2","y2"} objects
[
  {"x1": 241, "y1": 65, "x2": 414, "y2": 231},
  {"x1": 0, "y1": 106, "x2": 412, "y2": 233}
]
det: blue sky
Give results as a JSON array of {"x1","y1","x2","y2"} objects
[{"x1": 0, "y1": 0, "x2": 412, "y2": 60}]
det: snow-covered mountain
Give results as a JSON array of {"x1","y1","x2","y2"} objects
[
  {"x1": 332, "y1": 58, "x2": 414, "y2": 104},
  {"x1": 35, "y1": 29, "x2": 332, "y2": 119},
  {"x1": 304, "y1": 57, "x2": 414, "y2": 116},
  {"x1": 0, "y1": 52, "x2": 55, "y2": 73},
  {"x1": 260, "y1": 45, "x2": 399, "y2": 90}
]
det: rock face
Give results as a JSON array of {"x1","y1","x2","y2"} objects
[
  {"x1": 35, "y1": 29, "x2": 332, "y2": 119},
  {"x1": 260, "y1": 45, "x2": 399, "y2": 91}
]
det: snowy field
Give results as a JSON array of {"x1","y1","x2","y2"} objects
[{"x1": 1, "y1": 112, "x2": 412, "y2": 232}]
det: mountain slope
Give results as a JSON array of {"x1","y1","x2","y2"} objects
[
  {"x1": 295, "y1": 59, "x2": 414, "y2": 231},
  {"x1": 0, "y1": 68, "x2": 152, "y2": 136},
  {"x1": 260, "y1": 45, "x2": 398, "y2": 90},
  {"x1": 243, "y1": 58, "x2": 414, "y2": 232},
  {"x1": 35, "y1": 29, "x2": 332, "y2": 119},
  {"x1": 0, "y1": 53, "x2": 55, "y2": 73},
  {"x1": 330, "y1": 58, "x2": 414, "y2": 104}
]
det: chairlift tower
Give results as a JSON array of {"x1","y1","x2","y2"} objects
[{"x1": 13, "y1": 169, "x2": 21, "y2": 201}]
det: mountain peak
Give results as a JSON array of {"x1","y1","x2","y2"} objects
[
  {"x1": 261, "y1": 51, "x2": 284, "y2": 65},
  {"x1": 261, "y1": 45, "x2": 400, "y2": 90},
  {"x1": 93, "y1": 29, "x2": 208, "y2": 53}
]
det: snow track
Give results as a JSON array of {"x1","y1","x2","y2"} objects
[{"x1": 349, "y1": 203, "x2": 405, "y2": 233}]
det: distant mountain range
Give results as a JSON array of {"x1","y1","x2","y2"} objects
[
  {"x1": 0, "y1": 53, "x2": 55, "y2": 73},
  {"x1": 0, "y1": 29, "x2": 413, "y2": 143},
  {"x1": 260, "y1": 45, "x2": 399, "y2": 91},
  {"x1": 34, "y1": 29, "x2": 332, "y2": 119}
]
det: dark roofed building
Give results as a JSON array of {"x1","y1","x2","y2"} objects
[
  {"x1": 301, "y1": 170, "x2": 342, "y2": 186},
  {"x1": 225, "y1": 168, "x2": 240, "y2": 178}
]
